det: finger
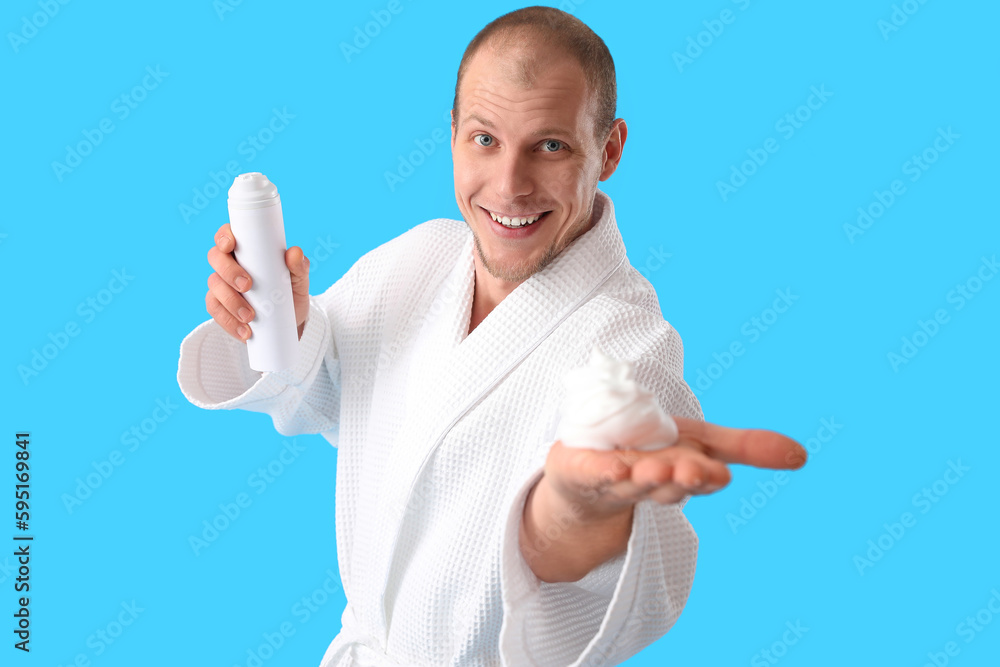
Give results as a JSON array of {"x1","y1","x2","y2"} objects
[
  {"x1": 641, "y1": 456, "x2": 730, "y2": 505},
  {"x1": 206, "y1": 290, "x2": 250, "y2": 342},
  {"x1": 208, "y1": 245, "x2": 252, "y2": 293},
  {"x1": 574, "y1": 448, "x2": 714, "y2": 509},
  {"x1": 604, "y1": 475, "x2": 688, "y2": 506},
  {"x1": 208, "y1": 272, "x2": 254, "y2": 324},
  {"x1": 672, "y1": 416, "x2": 807, "y2": 470},
  {"x1": 554, "y1": 443, "x2": 642, "y2": 490},
  {"x1": 631, "y1": 446, "x2": 730, "y2": 490},
  {"x1": 285, "y1": 246, "x2": 310, "y2": 291},
  {"x1": 286, "y1": 246, "x2": 307, "y2": 275},
  {"x1": 214, "y1": 223, "x2": 235, "y2": 253},
  {"x1": 599, "y1": 477, "x2": 654, "y2": 508},
  {"x1": 646, "y1": 484, "x2": 691, "y2": 505}
]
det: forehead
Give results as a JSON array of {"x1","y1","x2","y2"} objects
[{"x1": 459, "y1": 42, "x2": 596, "y2": 136}]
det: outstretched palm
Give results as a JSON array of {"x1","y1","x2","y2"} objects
[{"x1": 543, "y1": 416, "x2": 808, "y2": 519}]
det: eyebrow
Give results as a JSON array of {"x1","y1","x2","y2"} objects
[
  {"x1": 461, "y1": 113, "x2": 574, "y2": 139},
  {"x1": 463, "y1": 113, "x2": 496, "y2": 129}
]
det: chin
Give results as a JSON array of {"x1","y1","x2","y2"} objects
[{"x1": 488, "y1": 239, "x2": 560, "y2": 283}]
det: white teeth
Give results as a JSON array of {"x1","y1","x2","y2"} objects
[{"x1": 487, "y1": 209, "x2": 543, "y2": 228}]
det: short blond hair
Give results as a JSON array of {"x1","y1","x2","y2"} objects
[{"x1": 452, "y1": 6, "x2": 617, "y2": 146}]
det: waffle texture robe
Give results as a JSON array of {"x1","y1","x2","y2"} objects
[{"x1": 177, "y1": 188, "x2": 703, "y2": 666}]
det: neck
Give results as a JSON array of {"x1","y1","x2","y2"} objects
[{"x1": 466, "y1": 196, "x2": 603, "y2": 335}]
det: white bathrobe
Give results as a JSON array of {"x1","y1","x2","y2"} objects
[{"x1": 177, "y1": 188, "x2": 703, "y2": 667}]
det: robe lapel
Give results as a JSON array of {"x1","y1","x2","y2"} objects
[{"x1": 373, "y1": 189, "x2": 628, "y2": 637}]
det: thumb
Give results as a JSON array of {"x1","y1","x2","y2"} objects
[
  {"x1": 285, "y1": 246, "x2": 310, "y2": 292},
  {"x1": 285, "y1": 246, "x2": 311, "y2": 333}
]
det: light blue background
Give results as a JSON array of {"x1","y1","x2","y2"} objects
[{"x1": 4, "y1": 0, "x2": 998, "y2": 665}]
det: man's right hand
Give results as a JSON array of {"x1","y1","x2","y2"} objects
[{"x1": 205, "y1": 222, "x2": 311, "y2": 343}]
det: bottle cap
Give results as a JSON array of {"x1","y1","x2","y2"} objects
[{"x1": 228, "y1": 172, "x2": 280, "y2": 210}]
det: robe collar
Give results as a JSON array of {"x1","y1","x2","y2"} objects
[{"x1": 460, "y1": 187, "x2": 626, "y2": 357}]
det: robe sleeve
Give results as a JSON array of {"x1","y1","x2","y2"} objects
[
  {"x1": 498, "y1": 467, "x2": 698, "y2": 667},
  {"x1": 498, "y1": 326, "x2": 703, "y2": 666},
  {"x1": 176, "y1": 294, "x2": 343, "y2": 442}
]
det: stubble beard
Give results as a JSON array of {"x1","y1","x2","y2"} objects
[{"x1": 469, "y1": 205, "x2": 595, "y2": 284}]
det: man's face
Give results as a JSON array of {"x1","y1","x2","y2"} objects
[{"x1": 451, "y1": 44, "x2": 614, "y2": 286}]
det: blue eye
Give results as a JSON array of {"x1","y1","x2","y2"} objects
[
  {"x1": 542, "y1": 139, "x2": 563, "y2": 152},
  {"x1": 474, "y1": 134, "x2": 494, "y2": 147}
]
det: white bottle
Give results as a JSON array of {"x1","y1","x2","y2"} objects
[{"x1": 227, "y1": 172, "x2": 299, "y2": 372}]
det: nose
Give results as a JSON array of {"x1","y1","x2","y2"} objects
[{"x1": 494, "y1": 148, "x2": 533, "y2": 200}]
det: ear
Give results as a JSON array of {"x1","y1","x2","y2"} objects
[{"x1": 598, "y1": 118, "x2": 627, "y2": 182}]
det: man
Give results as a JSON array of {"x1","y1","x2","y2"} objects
[{"x1": 178, "y1": 6, "x2": 806, "y2": 666}]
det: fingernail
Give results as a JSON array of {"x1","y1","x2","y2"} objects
[
  {"x1": 219, "y1": 235, "x2": 231, "y2": 249},
  {"x1": 237, "y1": 325, "x2": 250, "y2": 340},
  {"x1": 235, "y1": 276, "x2": 249, "y2": 291},
  {"x1": 238, "y1": 307, "x2": 253, "y2": 323},
  {"x1": 301, "y1": 256, "x2": 307, "y2": 271}
]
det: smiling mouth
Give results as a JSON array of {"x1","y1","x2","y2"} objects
[{"x1": 479, "y1": 206, "x2": 552, "y2": 229}]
